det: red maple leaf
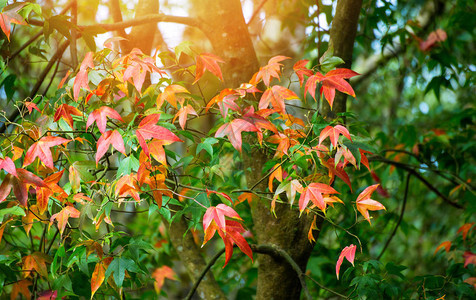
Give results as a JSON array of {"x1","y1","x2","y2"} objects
[
  {"x1": 457, "y1": 223, "x2": 474, "y2": 240},
  {"x1": 305, "y1": 68, "x2": 359, "y2": 108},
  {"x1": 193, "y1": 52, "x2": 225, "y2": 83},
  {"x1": 419, "y1": 29, "x2": 447, "y2": 52},
  {"x1": 215, "y1": 119, "x2": 258, "y2": 152},
  {"x1": 73, "y1": 52, "x2": 94, "y2": 100},
  {"x1": 0, "y1": 168, "x2": 47, "y2": 206},
  {"x1": 259, "y1": 85, "x2": 299, "y2": 115},
  {"x1": 120, "y1": 48, "x2": 166, "y2": 93},
  {"x1": 24, "y1": 101, "x2": 40, "y2": 114},
  {"x1": 23, "y1": 136, "x2": 71, "y2": 169},
  {"x1": 86, "y1": 106, "x2": 124, "y2": 134},
  {"x1": 251, "y1": 55, "x2": 290, "y2": 87},
  {"x1": 218, "y1": 220, "x2": 253, "y2": 267},
  {"x1": 136, "y1": 114, "x2": 182, "y2": 157},
  {"x1": 336, "y1": 244, "x2": 356, "y2": 279},
  {"x1": 319, "y1": 125, "x2": 352, "y2": 147},
  {"x1": 202, "y1": 204, "x2": 252, "y2": 267},
  {"x1": 356, "y1": 184, "x2": 386, "y2": 224},
  {"x1": 0, "y1": 3, "x2": 27, "y2": 41},
  {"x1": 298, "y1": 182, "x2": 340, "y2": 213},
  {"x1": 322, "y1": 158, "x2": 352, "y2": 190},
  {"x1": 96, "y1": 130, "x2": 126, "y2": 164},
  {"x1": 463, "y1": 251, "x2": 476, "y2": 268},
  {"x1": 434, "y1": 241, "x2": 452, "y2": 255},
  {"x1": 293, "y1": 59, "x2": 313, "y2": 86},
  {"x1": 54, "y1": 104, "x2": 82, "y2": 128},
  {"x1": 0, "y1": 156, "x2": 17, "y2": 176}
]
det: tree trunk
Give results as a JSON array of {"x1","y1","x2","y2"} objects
[
  {"x1": 321, "y1": 0, "x2": 363, "y2": 118},
  {"x1": 194, "y1": 1, "x2": 317, "y2": 298}
]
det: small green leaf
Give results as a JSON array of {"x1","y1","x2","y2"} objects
[
  {"x1": 117, "y1": 156, "x2": 140, "y2": 178},
  {"x1": 321, "y1": 56, "x2": 345, "y2": 73},
  {"x1": 105, "y1": 257, "x2": 138, "y2": 287},
  {"x1": 0, "y1": 206, "x2": 25, "y2": 220}
]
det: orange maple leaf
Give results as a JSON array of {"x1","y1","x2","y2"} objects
[{"x1": 356, "y1": 184, "x2": 386, "y2": 224}]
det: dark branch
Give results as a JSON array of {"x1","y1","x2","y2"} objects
[
  {"x1": 370, "y1": 156, "x2": 463, "y2": 209},
  {"x1": 184, "y1": 248, "x2": 226, "y2": 300},
  {"x1": 378, "y1": 173, "x2": 411, "y2": 260}
]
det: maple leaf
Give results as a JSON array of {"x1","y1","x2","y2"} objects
[
  {"x1": 36, "y1": 170, "x2": 68, "y2": 214},
  {"x1": 115, "y1": 174, "x2": 141, "y2": 203},
  {"x1": 268, "y1": 164, "x2": 283, "y2": 192},
  {"x1": 37, "y1": 290, "x2": 58, "y2": 300},
  {"x1": 434, "y1": 241, "x2": 452, "y2": 255},
  {"x1": 86, "y1": 106, "x2": 124, "y2": 134},
  {"x1": 356, "y1": 184, "x2": 386, "y2": 224},
  {"x1": 0, "y1": 168, "x2": 47, "y2": 206},
  {"x1": 242, "y1": 106, "x2": 278, "y2": 144},
  {"x1": 308, "y1": 215, "x2": 318, "y2": 243},
  {"x1": 299, "y1": 182, "x2": 340, "y2": 214},
  {"x1": 136, "y1": 114, "x2": 182, "y2": 157},
  {"x1": 202, "y1": 204, "x2": 242, "y2": 245},
  {"x1": 22, "y1": 205, "x2": 42, "y2": 236},
  {"x1": 293, "y1": 59, "x2": 313, "y2": 86},
  {"x1": 464, "y1": 251, "x2": 476, "y2": 268},
  {"x1": 22, "y1": 252, "x2": 48, "y2": 278},
  {"x1": 74, "y1": 52, "x2": 94, "y2": 100},
  {"x1": 193, "y1": 52, "x2": 225, "y2": 83},
  {"x1": 173, "y1": 104, "x2": 198, "y2": 130},
  {"x1": 205, "y1": 88, "x2": 238, "y2": 114},
  {"x1": 259, "y1": 85, "x2": 299, "y2": 115},
  {"x1": 49, "y1": 204, "x2": 80, "y2": 236},
  {"x1": 24, "y1": 101, "x2": 40, "y2": 114},
  {"x1": 96, "y1": 130, "x2": 126, "y2": 164},
  {"x1": 336, "y1": 244, "x2": 356, "y2": 279},
  {"x1": 152, "y1": 266, "x2": 177, "y2": 294},
  {"x1": 457, "y1": 222, "x2": 474, "y2": 240},
  {"x1": 218, "y1": 219, "x2": 253, "y2": 267},
  {"x1": 464, "y1": 277, "x2": 476, "y2": 289},
  {"x1": 322, "y1": 158, "x2": 352, "y2": 190},
  {"x1": 0, "y1": 218, "x2": 13, "y2": 244},
  {"x1": 419, "y1": 29, "x2": 447, "y2": 52},
  {"x1": 305, "y1": 68, "x2": 359, "y2": 108},
  {"x1": 0, "y1": 3, "x2": 27, "y2": 41},
  {"x1": 273, "y1": 179, "x2": 303, "y2": 207},
  {"x1": 235, "y1": 192, "x2": 253, "y2": 206},
  {"x1": 215, "y1": 119, "x2": 258, "y2": 152},
  {"x1": 91, "y1": 257, "x2": 113, "y2": 299},
  {"x1": 0, "y1": 156, "x2": 17, "y2": 176},
  {"x1": 23, "y1": 136, "x2": 70, "y2": 169},
  {"x1": 10, "y1": 280, "x2": 31, "y2": 300},
  {"x1": 319, "y1": 125, "x2": 352, "y2": 147},
  {"x1": 54, "y1": 104, "x2": 82, "y2": 128},
  {"x1": 251, "y1": 55, "x2": 290, "y2": 87},
  {"x1": 157, "y1": 84, "x2": 190, "y2": 109}
]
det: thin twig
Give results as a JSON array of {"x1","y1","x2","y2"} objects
[
  {"x1": 184, "y1": 248, "x2": 226, "y2": 300},
  {"x1": 377, "y1": 173, "x2": 411, "y2": 260},
  {"x1": 370, "y1": 156, "x2": 463, "y2": 209}
]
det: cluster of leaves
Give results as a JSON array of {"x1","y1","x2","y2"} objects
[{"x1": 0, "y1": 27, "x2": 394, "y2": 296}]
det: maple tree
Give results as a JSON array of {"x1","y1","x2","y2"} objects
[{"x1": 0, "y1": 0, "x2": 474, "y2": 299}]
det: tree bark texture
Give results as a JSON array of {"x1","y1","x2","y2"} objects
[{"x1": 194, "y1": 1, "x2": 317, "y2": 298}]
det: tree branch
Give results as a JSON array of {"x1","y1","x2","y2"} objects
[
  {"x1": 0, "y1": 41, "x2": 70, "y2": 133},
  {"x1": 377, "y1": 173, "x2": 411, "y2": 260},
  {"x1": 184, "y1": 248, "x2": 226, "y2": 300},
  {"x1": 370, "y1": 156, "x2": 463, "y2": 209},
  {"x1": 251, "y1": 244, "x2": 312, "y2": 300},
  {"x1": 28, "y1": 14, "x2": 202, "y2": 33}
]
